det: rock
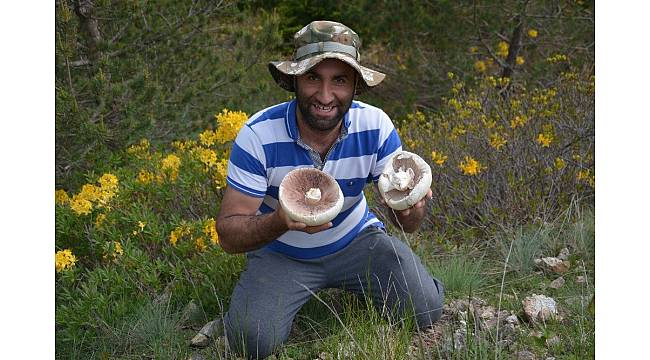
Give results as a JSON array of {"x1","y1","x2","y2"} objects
[
  {"x1": 522, "y1": 294, "x2": 558, "y2": 323},
  {"x1": 546, "y1": 335, "x2": 561, "y2": 347},
  {"x1": 186, "y1": 353, "x2": 205, "y2": 360},
  {"x1": 576, "y1": 275, "x2": 586, "y2": 283},
  {"x1": 190, "y1": 319, "x2": 223, "y2": 347},
  {"x1": 557, "y1": 247, "x2": 570, "y2": 261},
  {"x1": 506, "y1": 314, "x2": 520, "y2": 325},
  {"x1": 179, "y1": 300, "x2": 201, "y2": 327},
  {"x1": 516, "y1": 350, "x2": 537, "y2": 360},
  {"x1": 549, "y1": 277, "x2": 565, "y2": 289},
  {"x1": 534, "y1": 257, "x2": 570, "y2": 274}
]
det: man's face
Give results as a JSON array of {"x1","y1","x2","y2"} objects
[{"x1": 295, "y1": 58, "x2": 356, "y2": 132}]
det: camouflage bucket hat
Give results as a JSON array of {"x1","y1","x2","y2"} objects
[{"x1": 268, "y1": 20, "x2": 386, "y2": 94}]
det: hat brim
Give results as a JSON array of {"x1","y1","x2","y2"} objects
[{"x1": 268, "y1": 52, "x2": 385, "y2": 94}]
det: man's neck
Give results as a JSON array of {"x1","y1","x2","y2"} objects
[{"x1": 295, "y1": 115, "x2": 343, "y2": 156}]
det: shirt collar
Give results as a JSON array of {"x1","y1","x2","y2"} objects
[{"x1": 284, "y1": 99, "x2": 352, "y2": 142}]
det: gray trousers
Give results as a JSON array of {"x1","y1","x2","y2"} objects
[{"x1": 224, "y1": 226, "x2": 445, "y2": 359}]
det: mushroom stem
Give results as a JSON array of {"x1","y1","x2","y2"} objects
[{"x1": 305, "y1": 187, "x2": 322, "y2": 205}]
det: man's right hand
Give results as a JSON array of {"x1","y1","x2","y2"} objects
[{"x1": 274, "y1": 203, "x2": 333, "y2": 234}]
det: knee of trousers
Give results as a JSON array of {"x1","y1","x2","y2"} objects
[{"x1": 225, "y1": 314, "x2": 289, "y2": 359}]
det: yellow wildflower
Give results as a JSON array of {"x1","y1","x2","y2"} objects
[
  {"x1": 474, "y1": 60, "x2": 486, "y2": 73},
  {"x1": 537, "y1": 124, "x2": 555, "y2": 147},
  {"x1": 496, "y1": 41, "x2": 509, "y2": 58},
  {"x1": 447, "y1": 72, "x2": 455, "y2": 80},
  {"x1": 79, "y1": 184, "x2": 101, "y2": 202},
  {"x1": 55, "y1": 249, "x2": 77, "y2": 273},
  {"x1": 204, "y1": 218, "x2": 219, "y2": 244},
  {"x1": 198, "y1": 148, "x2": 218, "y2": 168},
  {"x1": 516, "y1": 56, "x2": 525, "y2": 65},
  {"x1": 195, "y1": 237, "x2": 207, "y2": 252},
  {"x1": 113, "y1": 241, "x2": 124, "y2": 256},
  {"x1": 138, "y1": 221, "x2": 146, "y2": 232},
  {"x1": 528, "y1": 29, "x2": 538, "y2": 38},
  {"x1": 510, "y1": 115, "x2": 528, "y2": 129},
  {"x1": 199, "y1": 129, "x2": 218, "y2": 147},
  {"x1": 95, "y1": 213, "x2": 107, "y2": 228},
  {"x1": 536, "y1": 133, "x2": 553, "y2": 147},
  {"x1": 127, "y1": 138, "x2": 151, "y2": 159},
  {"x1": 214, "y1": 158, "x2": 229, "y2": 189},
  {"x1": 489, "y1": 133, "x2": 508, "y2": 150},
  {"x1": 459, "y1": 156, "x2": 484, "y2": 176},
  {"x1": 450, "y1": 125, "x2": 467, "y2": 140},
  {"x1": 469, "y1": 46, "x2": 479, "y2": 54},
  {"x1": 169, "y1": 225, "x2": 190, "y2": 247},
  {"x1": 161, "y1": 154, "x2": 181, "y2": 181},
  {"x1": 214, "y1": 109, "x2": 248, "y2": 144},
  {"x1": 555, "y1": 157, "x2": 566, "y2": 170},
  {"x1": 430, "y1": 151, "x2": 448, "y2": 166},
  {"x1": 70, "y1": 194, "x2": 93, "y2": 215},
  {"x1": 55, "y1": 189, "x2": 69, "y2": 205},
  {"x1": 546, "y1": 54, "x2": 568, "y2": 63},
  {"x1": 137, "y1": 169, "x2": 154, "y2": 184},
  {"x1": 98, "y1": 173, "x2": 118, "y2": 190}
]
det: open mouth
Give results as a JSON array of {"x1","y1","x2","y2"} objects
[{"x1": 312, "y1": 104, "x2": 336, "y2": 115}]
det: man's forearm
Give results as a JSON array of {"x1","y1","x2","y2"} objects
[{"x1": 217, "y1": 212, "x2": 287, "y2": 253}]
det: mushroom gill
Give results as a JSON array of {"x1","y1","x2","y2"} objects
[
  {"x1": 278, "y1": 168, "x2": 344, "y2": 226},
  {"x1": 378, "y1": 151, "x2": 432, "y2": 210}
]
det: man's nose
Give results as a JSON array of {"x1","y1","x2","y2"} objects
[{"x1": 316, "y1": 82, "x2": 335, "y2": 104}]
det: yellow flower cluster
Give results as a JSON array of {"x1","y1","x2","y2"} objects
[
  {"x1": 203, "y1": 218, "x2": 219, "y2": 244},
  {"x1": 576, "y1": 169, "x2": 595, "y2": 187},
  {"x1": 169, "y1": 224, "x2": 191, "y2": 247},
  {"x1": 55, "y1": 249, "x2": 77, "y2": 273},
  {"x1": 199, "y1": 129, "x2": 218, "y2": 147},
  {"x1": 214, "y1": 109, "x2": 248, "y2": 144},
  {"x1": 474, "y1": 60, "x2": 487, "y2": 73},
  {"x1": 546, "y1": 54, "x2": 568, "y2": 63},
  {"x1": 459, "y1": 156, "x2": 485, "y2": 176},
  {"x1": 127, "y1": 138, "x2": 151, "y2": 159},
  {"x1": 197, "y1": 147, "x2": 218, "y2": 169},
  {"x1": 195, "y1": 237, "x2": 208, "y2": 252},
  {"x1": 555, "y1": 157, "x2": 566, "y2": 170},
  {"x1": 69, "y1": 173, "x2": 119, "y2": 215},
  {"x1": 489, "y1": 132, "x2": 508, "y2": 150},
  {"x1": 161, "y1": 154, "x2": 181, "y2": 181},
  {"x1": 496, "y1": 41, "x2": 509, "y2": 58},
  {"x1": 55, "y1": 189, "x2": 70, "y2": 205},
  {"x1": 510, "y1": 115, "x2": 528, "y2": 129},
  {"x1": 95, "y1": 213, "x2": 107, "y2": 228},
  {"x1": 516, "y1": 56, "x2": 525, "y2": 65},
  {"x1": 430, "y1": 151, "x2": 448, "y2": 166},
  {"x1": 137, "y1": 169, "x2": 155, "y2": 184},
  {"x1": 104, "y1": 241, "x2": 124, "y2": 261},
  {"x1": 528, "y1": 29, "x2": 538, "y2": 38},
  {"x1": 214, "y1": 158, "x2": 229, "y2": 189},
  {"x1": 536, "y1": 124, "x2": 555, "y2": 148}
]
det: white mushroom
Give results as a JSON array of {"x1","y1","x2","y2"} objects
[
  {"x1": 278, "y1": 168, "x2": 344, "y2": 226},
  {"x1": 378, "y1": 151, "x2": 432, "y2": 210}
]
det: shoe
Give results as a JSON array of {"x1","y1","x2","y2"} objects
[{"x1": 190, "y1": 318, "x2": 224, "y2": 348}]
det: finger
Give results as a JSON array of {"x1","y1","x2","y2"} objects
[
  {"x1": 304, "y1": 222, "x2": 332, "y2": 234},
  {"x1": 426, "y1": 189, "x2": 433, "y2": 199}
]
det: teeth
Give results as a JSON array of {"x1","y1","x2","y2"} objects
[{"x1": 315, "y1": 105, "x2": 333, "y2": 111}]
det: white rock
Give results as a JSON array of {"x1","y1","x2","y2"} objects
[
  {"x1": 557, "y1": 247, "x2": 570, "y2": 261},
  {"x1": 534, "y1": 257, "x2": 570, "y2": 274},
  {"x1": 576, "y1": 275, "x2": 586, "y2": 283},
  {"x1": 522, "y1": 294, "x2": 558, "y2": 323},
  {"x1": 549, "y1": 277, "x2": 565, "y2": 289},
  {"x1": 506, "y1": 314, "x2": 520, "y2": 325}
]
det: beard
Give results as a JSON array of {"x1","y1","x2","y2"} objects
[{"x1": 295, "y1": 87, "x2": 354, "y2": 132}]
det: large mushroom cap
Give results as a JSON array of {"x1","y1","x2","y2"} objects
[
  {"x1": 278, "y1": 168, "x2": 344, "y2": 226},
  {"x1": 378, "y1": 151, "x2": 432, "y2": 210}
]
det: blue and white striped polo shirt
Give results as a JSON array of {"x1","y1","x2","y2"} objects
[{"x1": 226, "y1": 99, "x2": 402, "y2": 259}]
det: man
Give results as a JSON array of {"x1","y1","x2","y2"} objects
[{"x1": 193, "y1": 20, "x2": 444, "y2": 359}]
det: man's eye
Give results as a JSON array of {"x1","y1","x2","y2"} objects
[{"x1": 307, "y1": 74, "x2": 319, "y2": 81}]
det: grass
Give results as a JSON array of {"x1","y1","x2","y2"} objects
[{"x1": 56, "y1": 204, "x2": 594, "y2": 359}]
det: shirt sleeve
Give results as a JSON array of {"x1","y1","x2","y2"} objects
[
  {"x1": 371, "y1": 111, "x2": 402, "y2": 182},
  {"x1": 226, "y1": 125, "x2": 268, "y2": 197}
]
